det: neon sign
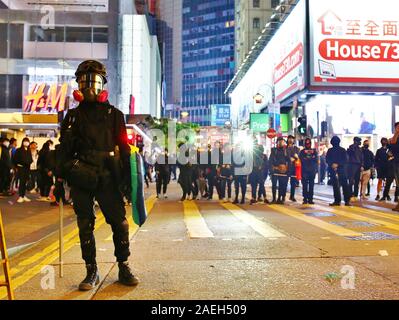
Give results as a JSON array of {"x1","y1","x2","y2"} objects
[{"x1": 24, "y1": 83, "x2": 68, "y2": 112}]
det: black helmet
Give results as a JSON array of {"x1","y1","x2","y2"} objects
[{"x1": 75, "y1": 60, "x2": 107, "y2": 84}]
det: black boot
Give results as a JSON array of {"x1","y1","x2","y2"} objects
[
  {"x1": 118, "y1": 262, "x2": 139, "y2": 286},
  {"x1": 79, "y1": 264, "x2": 100, "y2": 291}
]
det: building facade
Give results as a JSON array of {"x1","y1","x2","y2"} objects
[
  {"x1": 155, "y1": 0, "x2": 183, "y2": 116},
  {"x1": 234, "y1": 0, "x2": 279, "y2": 69},
  {"x1": 181, "y1": 0, "x2": 235, "y2": 126},
  {"x1": 0, "y1": 0, "x2": 161, "y2": 139}
]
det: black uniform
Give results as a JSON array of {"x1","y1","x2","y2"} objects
[
  {"x1": 376, "y1": 146, "x2": 395, "y2": 199},
  {"x1": 347, "y1": 143, "x2": 364, "y2": 198},
  {"x1": 0, "y1": 145, "x2": 12, "y2": 194},
  {"x1": 58, "y1": 100, "x2": 131, "y2": 265},
  {"x1": 232, "y1": 149, "x2": 248, "y2": 204},
  {"x1": 249, "y1": 144, "x2": 264, "y2": 202},
  {"x1": 155, "y1": 154, "x2": 170, "y2": 196},
  {"x1": 299, "y1": 147, "x2": 318, "y2": 203},
  {"x1": 13, "y1": 146, "x2": 33, "y2": 198},
  {"x1": 220, "y1": 164, "x2": 233, "y2": 200},
  {"x1": 326, "y1": 143, "x2": 351, "y2": 205},
  {"x1": 270, "y1": 146, "x2": 290, "y2": 203},
  {"x1": 38, "y1": 147, "x2": 52, "y2": 197}
]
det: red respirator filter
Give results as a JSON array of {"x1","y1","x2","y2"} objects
[
  {"x1": 73, "y1": 90, "x2": 84, "y2": 102},
  {"x1": 97, "y1": 90, "x2": 109, "y2": 103}
]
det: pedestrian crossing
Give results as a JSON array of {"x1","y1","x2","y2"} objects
[
  {"x1": 220, "y1": 202, "x2": 285, "y2": 239},
  {"x1": 180, "y1": 198, "x2": 399, "y2": 241}
]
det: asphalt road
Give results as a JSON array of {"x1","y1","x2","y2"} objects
[{"x1": 2, "y1": 182, "x2": 399, "y2": 300}]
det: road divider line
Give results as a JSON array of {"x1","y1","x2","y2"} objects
[
  {"x1": 183, "y1": 201, "x2": 214, "y2": 239},
  {"x1": 269, "y1": 205, "x2": 362, "y2": 237},
  {"x1": 105, "y1": 196, "x2": 157, "y2": 241},
  {"x1": 315, "y1": 204, "x2": 399, "y2": 233},
  {"x1": 220, "y1": 202, "x2": 286, "y2": 239},
  {"x1": 0, "y1": 211, "x2": 115, "y2": 299},
  {"x1": 345, "y1": 205, "x2": 399, "y2": 223}
]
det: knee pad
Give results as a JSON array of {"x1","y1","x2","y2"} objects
[
  {"x1": 111, "y1": 219, "x2": 129, "y2": 234},
  {"x1": 77, "y1": 218, "x2": 95, "y2": 233}
]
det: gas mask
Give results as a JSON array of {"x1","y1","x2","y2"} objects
[{"x1": 73, "y1": 60, "x2": 109, "y2": 103}]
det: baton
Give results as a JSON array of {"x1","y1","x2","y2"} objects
[{"x1": 59, "y1": 198, "x2": 64, "y2": 278}]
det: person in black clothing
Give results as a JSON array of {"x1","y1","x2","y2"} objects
[
  {"x1": 286, "y1": 135, "x2": 300, "y2": 202},
  {"x1": 326, "y1": 136, "x2": 351, "y2": 206},
  {"x1": 13, "y1": 137, "x2": 33, "y2": 203},
  {"x1": 220, "y1": 163, "x2": 233, "y2": 202},
  {"x1": 249, "y1": 142, "x2": 265, "y2": 205},
  {"x1": 232, "y1": 145, "x2": 248, "y2": 204},
  {"x1": 258, "y1": 154, "x2": 270, "y2": 204},
  {"x1": 0, "y1": 138, "x2": 12, "y2": 196},
  {"x1": 390, "y1": 122, "x2": 399, "y2": 211},
  {"x1": 375, "y1": 138, "x2": 395, "y2": 201},
  {"x1": 360, "y1": 140, "x2": 374, "y2": 200},
  {"x1": 319, "y1": 150, "x2": 327, "y2": 185},
  {"x1": 155, "y1": 150, "x2": 170, "y2": 199},
  {"x1": 178, "y1": 162, "x2": 193, "y2": 201},
  {"x1": 206, "y1": 145, "x2": 222, "y2": 200},
  {"x1": 48, "y1": 144, "x2": 70, "y2": 206},
  {"x1": 38, "y1": 140, "x2": 54, "y2": 200},
  {"x1": 58, "y1": 60, "x2": 138, "y2": 290},
  {"x1": 299, "y1": 138, "x2": 319, "y2": 205},
  {"x1": 270, "y1": 137, "x2": 290, "y2": 204},
  {"x1": 347, "y1": 137, "x2": 364, "y2": 201}
]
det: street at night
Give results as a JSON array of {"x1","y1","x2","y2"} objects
[{"x1": 2, "y1": 0, "x2": 399, "y2": 314}]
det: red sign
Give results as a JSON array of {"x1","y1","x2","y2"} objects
[
  {"x1": 319, "y1": 39, "x2": 399, "y2": 62},
  {"x1": 274, "y1": 43, "x2": 304, "y2": 84},
  {"x1": 267, "y1": 128, "x2": 277, "y2": 139}
]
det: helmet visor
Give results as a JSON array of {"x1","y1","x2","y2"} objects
[{"x1": 78, "y1": 73, "x2": 105, "y2": 94}]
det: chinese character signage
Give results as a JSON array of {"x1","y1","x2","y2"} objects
[
  {"x1": 310, "y1": 0, "x2": 399, "y2": 88},
  {"x1": 24, "y1": 83, "x2": 69, "y2": 113},
  {"x1": 273, "y1": 0, "x2": 306, "y2": 102},
  {"x1": 211, "y1": 104, "x2": 231, "y2": 127}
]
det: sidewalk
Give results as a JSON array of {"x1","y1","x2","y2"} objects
[{"x1": 0, "y1": 192, "x2": 76, "y2": 255}]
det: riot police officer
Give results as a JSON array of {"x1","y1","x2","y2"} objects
[{"x1": 58, "y1": 60, "x2": 138, "y2": 291}]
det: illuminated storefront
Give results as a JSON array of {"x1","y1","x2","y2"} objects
[
  {"x1": 0, "y1": 0, "x2": 161, "y2": 141},
  {"x1": 228, "y1": 0, "x2": 399, "y2": 149}
]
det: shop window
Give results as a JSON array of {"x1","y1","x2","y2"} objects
[
  {"x1": 0, "y1": 23, "x2": 23, "y2": 58},
  {"x1": 65, "y1": 26, "x2": 92, "y2": 42},
  {"x1": 0, "y1": 75, "x2": 23, "y2": 110},
  {"x1": 30, "y1": 26, "x2": 65, "y2": 42},
  {"x1": 93, "y1": 27, "x2": 109, "y2": 43}
]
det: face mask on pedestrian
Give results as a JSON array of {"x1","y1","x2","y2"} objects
[
  {"x1": 23, "y1": 141, "x2": 29, "y2": 148},
  {"x1": 3, "y1": 141, "x2": 9, "y2": 148}
]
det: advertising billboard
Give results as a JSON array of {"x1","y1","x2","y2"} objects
[
  {"x1": 273, "y1": 0, "x2": 306, "y2": 102},
  {"x1": 210, "y1": 104, "x2": 231, "y2": 127},
  {"x1": 250, "y1": 113, "x2": 290, "y2": 133},
  {"x1": 310, "y1": 0, "x2": 399, "y2": 89}
]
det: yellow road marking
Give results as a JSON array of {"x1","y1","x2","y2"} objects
[
  {"x1": 220, "y1": 202, "x2": 285, "y2": 238},
  {"x1": 345, "y1": 206, "x2": 399, "y2": 223},
  {"x1": 0, "y1": 216, "x2": 106, "y2": 299},
  {"x1": 105, "y1": 195, "x2": 157, "y2": 241},
  {"x1": 269, "y1": 205, "x2": 362, "y2": 237},
  {"x1": 315, "y1": 204, "x2": 399, "y2": 233},
  {"x1": 183, "y1": 201, "x2": 214, "y2": 239}
]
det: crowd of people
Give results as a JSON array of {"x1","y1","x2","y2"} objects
[
  {"x1": 0, "y1": 137, "x2": 69, "y2": 206},
  {"x1": 147, "y1": 127, "x2": 399, "y2": 210},
  {"x1": 2, "y1": 123, "x2": 399, "y2": 211}
]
